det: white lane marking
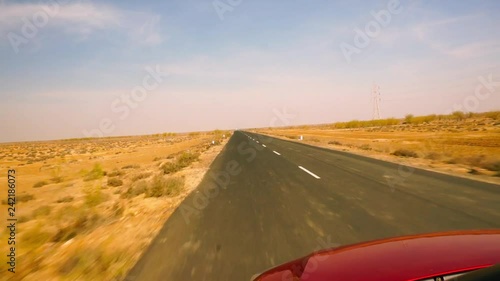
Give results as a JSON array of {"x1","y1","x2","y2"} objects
[
  {"x1": 273, "y1": 151, "x2": 281, "y2": 156},
  {"x1": 256, "y1": 141, "x2": 259, "y2": 143},
  {"x1": 262, "y1": 144, "x2": 266, "y2": 147},
  {"x1": 298, "y1": 166, "x2": 321, "y2": 179}
]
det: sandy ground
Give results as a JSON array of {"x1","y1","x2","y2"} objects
[{"x1": 0, "y1": 133, "x2": 229, "y2": 281}]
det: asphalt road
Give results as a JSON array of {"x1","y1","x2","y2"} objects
[{"x1": 125, "y1": 131, "x2": 500, "y2": 281}]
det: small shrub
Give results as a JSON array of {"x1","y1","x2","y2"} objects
[
  {"x1": 452, "y1": 111, "x2": 465, "y2": 120},
  {"x1": 108, "y1": 170, "x2": 124, "y2": 177},
  {"x1": 146, "y1": 176, "x2": 184, "y2": 198},
  {"x1": 84, "y1": 164, "x2": 105, "y2": 181},
  {"x1": 177, "y1": 151, "x2": 200, "y2": 167},
  {"x1": 17, "y1": 193, "x2": 35, "y2": 203},
  {"x1": 18, "y1": 215, "x2": 31, "y2": 223},
  {"x1": 52, "y1": 226, "x2": 77, "y2": 243},
  {"x1": 446, "y1": 158, "x2": 460, "y2": 165},
  {"x1": 392, "y1": 149, "x2": 418, "y2": 158},
  {"x1": 132, "y1": 172, "x2": 151, "y2": 182},
  {"x1": 468, "y1": 169, "x2": 481, "y2": 175},
  {"x1": 51, "y1": 176, "x2": 64, "y2": 183},
  {"x1": 107, "y1": 178, "x2": 123, "y2": 187},
  {"x1": 328, "y1": 141, "x2": 342, "y2": 145},
  {"x1": 464, "y1": 155, "x2": 486, "y2": 167},
  {"x1": 161, "y1": 162, "x2": 180, "y2": 174},
  {"x1": 404, "y1": 114, "x2": 413, "y2": 123},
  {"x1": 84, "y1": 186, "x2": 108, "y2": 207},
  {"x1": 359, "y1": 144, "x2": 371, "y2": 151},
  {"x1": 21, "y1": 224, "x2": 51, "y2": 247},
  {"x1": 33, "y1": 205, "x2": 53, "y2": 218},
  {"x1": 480, "y1": 160, "x2": 500, "y2": 172},
  {"x1": 56, "y1": 196, "x2": 74, "y2": 203},
  {"x1": 121, "y1": 180, "x2": 148, "y2": 199},
  {"x1": 33, "y1": 181, "x2": 48, "y2": 188},
  {"x1": 52, "y1": 210, "x2": 100, "y2": 242},
  {"x1": 425, "y1": 152, "x2": 442, "y2": 160},
  {"x1": 122, "y1": 164, "x2": 140, "y2": 170},
  {"x1": 113, "y1": 202, "x2": 124, "y2": 217}
]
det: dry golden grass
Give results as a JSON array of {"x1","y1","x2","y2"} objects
[
  {"x1": 0, "y1": 131, "x2": 230, "y2": 281},
  {"x1": 258, "y1": 111, "x2": 500, "y2": 183}
]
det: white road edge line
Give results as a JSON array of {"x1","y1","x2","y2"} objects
[
  {"x1": 273, "y1": 151, "x2": 281, "y2": 155},
  {"x1": 298, "y1": 166, "x2": 321, "y2": 179}
]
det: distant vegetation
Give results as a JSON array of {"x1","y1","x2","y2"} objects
[
  {"x1": 161, "y1": 151, "x2": 200, "y2": 174},
  {"x1": 274, "y1": 111, "x2": 500, "y2": 130}
]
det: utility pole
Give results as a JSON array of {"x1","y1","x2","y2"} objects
[{"x1": 372, "y1": 83, "x2": 381, "y2": 120}]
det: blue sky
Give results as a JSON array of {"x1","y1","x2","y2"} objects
[{"x1": 0, "y1": 0, "x2": 499, "y2": 142}]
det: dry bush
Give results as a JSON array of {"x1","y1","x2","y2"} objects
[
  {"x1": 132, "y1": 172, "x2": 152, "y2": 182},
  {"x1": 359, "y1": 144, "x2": 371, "y2": 151},
  {"x1": 51, "y1": 176, "x2": 64, "y2": 183},
  {"x1": 464, "y1": 155, "x2": 486, "y2": 167},
  {"x1": 146, "y1": 176, "x2": 184, "y2": 198},
  {"x1": 84, "y1": 185, "x2": 108, "y2": 207},
  {"x1": 18, "y1": 193, "x2": 35, "y2": 203},
  {"x1": 108, "y1": 169, "x2": 124, "y2": 177},
  {"x1": 161, "y1": 151, "x2": 199, "y2": 174},
  {"x1": 122, "y1": 164, "x2": 140, "y2": 170},
  {"x1": 84, "y1": 164, "x2": 105, "y2": 181},
  {"x1": 21, "y1": 223, "x2": 52, "y2": 248},
  {"x1": 328, "y1": 140, "x2": 342, "y2": 145},
  {"x1": 18, "y1": 215, "x2": 31, "y2": 223},
  {"x1": 56, "y1": 196, "x2": 74, "y2": 203},
  {"x1": 121, "y1": 180, "x2": 148, "y2": 199},
  {"x1": 452, "y1": 111, "x2": 466, "y2": 120},
  {"x1": 58, "y1": 239, "x2": 128, "y2": 280},
  {"x1": 32, "y1": 205, "x2": 53, "y2": 218},
  {"x1": 107, "y1": 178, "x2": 123, "y2": 187},
  {"x1": 425, "y1": 152, "x2": 442, "y2": 160},
  {"x1": 392, "y1": 149, "x2": 419, "y2": 158},
  {"x1": 33, "y1": 180, "x2": 48, "y2": 188},
  {"x1": 480, "y1": 160, "x2": 500, "y2": 172}
]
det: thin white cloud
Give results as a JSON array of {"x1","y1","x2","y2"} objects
[
  {"x1": 408, "y1": 14, "x2": 499, "y2": 59},
  {"x1": 411, "y1": 14, "x2": 479, "y2": 41},
  {"x1": 0, "y1": 1, "x2": 163, "y2": 47},
  {"x1": 446, "y1": 41, "x2": 500, "y2": 59},
  {"x1": 0, "y1": 2, "x2": 120, "y2": 33}
]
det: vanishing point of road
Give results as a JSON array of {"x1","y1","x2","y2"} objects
[{"x1": 126, "y1": 131, "x2": 500, "y2": 281}]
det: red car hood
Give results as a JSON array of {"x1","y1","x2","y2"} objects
[{"x1": 254, "y1": 230, "x2": 500, "y2": 281}]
